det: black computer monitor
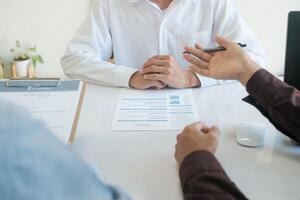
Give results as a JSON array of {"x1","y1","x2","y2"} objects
[{"x1": 284, "y1": 11, "x2": 300, "y2": 90}]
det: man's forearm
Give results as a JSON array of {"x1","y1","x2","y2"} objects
[
  {"x1": 244, "y1": 69, "x2": 300, "y2": 143},
  {"x1": 61, "y1": 52, "x2": 137, "y2": 88},
  {"x1": 179, "y1": 150, "x2": 248, "y2": 200}
]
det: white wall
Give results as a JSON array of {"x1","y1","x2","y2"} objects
[
  {"x1": 0, "y1": 0, "x2": 299, "y2": 77},
  {"x1": 0, "y1": 0, "x2": 90, "y2": 77},
  {"x1": 233, "y1": 0, "x2": 300, "y2": 75}
]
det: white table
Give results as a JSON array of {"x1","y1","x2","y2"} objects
[{"x1": 72, "y1": 82, "x2": 300, "y2": 200}]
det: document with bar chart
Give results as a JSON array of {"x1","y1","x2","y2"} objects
[{"x1": 111, "y1": 88, "x2": 199, "y2": 131}]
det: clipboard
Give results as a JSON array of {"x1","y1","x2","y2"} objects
[
  {"x1": 69, "y1": 81, "x2": 86, "y2": 144},
  {"x1": 0, "y1": 79, "x2": 86, "y2": 145},
  {"x1": 6, "y1": 78, "x2": 62, "y2": 87}
]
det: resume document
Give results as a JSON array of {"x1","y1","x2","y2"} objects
[{"x1": 111, "y1": 89, "x2": 199, "y2": 131}]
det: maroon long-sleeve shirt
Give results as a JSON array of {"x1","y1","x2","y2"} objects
[{"x1": 180, "y1": 69, "x2": 300, "y2": 199}]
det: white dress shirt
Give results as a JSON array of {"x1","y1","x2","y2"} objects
[{"x1": 61, "y1": 0, "x2": 266, "y2": 88}]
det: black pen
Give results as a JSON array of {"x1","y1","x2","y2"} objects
[{"x1": 184, "y1": 43, "x2": 247, "y2": 54}]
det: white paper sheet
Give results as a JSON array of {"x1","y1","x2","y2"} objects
[{"x1": 111, "y1": 88, "x2": 199, "y2": 131}]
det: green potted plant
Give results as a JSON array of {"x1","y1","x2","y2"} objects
[
  {"x1": 11, "y1": 40, "x2": 44, "y2": 78},
  {"x1": 0, "y1": 58, "x2": 4, "y2": 79},
  {"x1": 27, "y1": 45, "x2": 44, "y2": 78}
]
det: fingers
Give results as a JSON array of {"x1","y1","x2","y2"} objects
[
  {"x1": 189, "y1": 64, "x2": 211, "y2": 77},
  {"x1": 143, "y1": 55, "x2": 174, "y2": 68},
  {"x1": 146, "y1": 80, "x2": 164, "y2": 90},
  {"x1": 201, "y1": 124, "x2": 211, "y2": 133},
  {"x1": 183, "y1": 121, "x2": 209, "y2": 135},
  {"x1": 215, "y1": 36, "x2": 233, "y2": 48},
  {"x1": 151, "y1": 55, "x2": 174, "y2": 60},
  {"x1": 176, "y1": 132, "x2": 183, "y2": 142},
  {"x1": 184, "y1": 46, "x2": 212, "y2": 62},
  {"x1": 195, "y1": 43, "x2": 217, "y2": 57},
  {"x1": 161, "y1": 82, "x2": 168, "y2": 88},
  {"x1": 209, "y1": 125, "x2": 221, "y2": 139},
  {"x1": 144, "y1": 73, "x2": 167, "y2": 83},
  {"x1": 183, "y1": 53, "x2": 209, "y2": 69},
  {"x1": 130, "y1": 71, "x2": 167, "y2": 90},
  {"x1": 143, "y1": 59, "x2": 169, "y2": 69},
  {"x1": 195, "y1": 43, "x2": 202, "y2": 50},
  {"x1": 183, "y1": 122, "x2": 220, "y2": 138},
  {"x1": 141, "y1": 65, "x2": 168, "y2": 75},
  {"x1": 153, "y1": 81, "x2": 165, "y2": 90},
  {"x1": 185, "y1": 121, "x2": 204, "y2": 132}
]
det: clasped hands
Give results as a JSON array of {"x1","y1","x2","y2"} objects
[{"x1": 129, "y1": 55, "x2": 201, "y2": 90}]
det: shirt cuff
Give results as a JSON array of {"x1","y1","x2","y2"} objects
[
  {"x1": 246, "y1": 69, "x2": 283, "y2": 108},
  {"x1": 196, "y1": 74, "x2": 223, "y2": 88},
  {"x1": 113, "y1": 66, "x2": 138, "y2": 88},
  {"x1": 179, "y1": 150, "x2": 227, "y2": 188}
]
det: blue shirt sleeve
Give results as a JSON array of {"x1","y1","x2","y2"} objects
[{"x1": 0, "y1": 101, "x2": 131, "y2": 200}]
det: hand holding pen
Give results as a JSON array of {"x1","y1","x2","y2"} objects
[
  {"x1": 184, "y1": 43, "x2": 247, "y2": 54},
  {"x1": 183, "y1": 36, "x2": 259, "y2": 86}
]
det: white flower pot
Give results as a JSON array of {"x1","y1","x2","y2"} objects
[{"x1": 15, "y1": 59, "x2": 30, "y2": 78}]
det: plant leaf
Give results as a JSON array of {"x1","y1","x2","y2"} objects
[
  {"x1": 38, "y1": 55, "x2": 44, "y2": 63},
  {"x1": 29, "y1": 46, "x2": 37, "y2": 52},
  {"x1": 32, "y1": 59, "x2": 37, "y2": 68},
  {"x1": 16, "y1": 40, "x2": 21, "y2": 48}
]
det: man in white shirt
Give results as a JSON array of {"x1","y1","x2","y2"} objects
[{"x1": 61, "y1": 0, "x2": 266, "y2": 89}]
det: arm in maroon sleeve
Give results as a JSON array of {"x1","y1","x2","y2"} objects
[
  {"x1": 243, "y1": 69, "x2": 300, "y2": 143},
  {"x1": 179, "y1": 150, "x2": 248, "y2": 200}
]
